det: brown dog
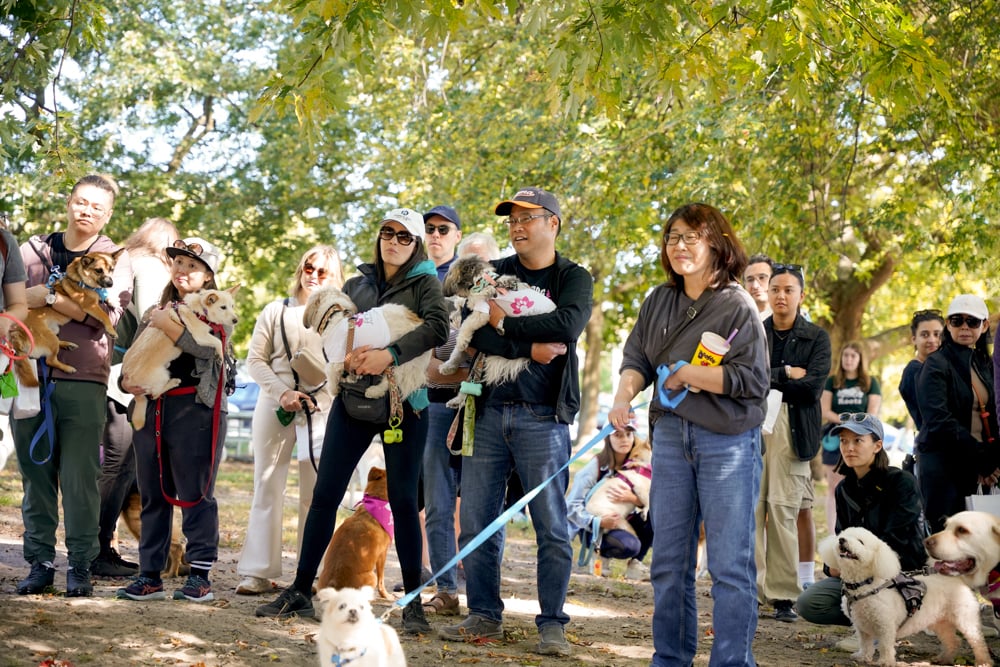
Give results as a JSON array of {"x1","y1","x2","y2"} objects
[
  {"x1": 11, "y1": 249, "x2": 125, "y2": 386},
  {"x1": 119, "y1": 490, "x2": 189, "y2": 578},
  {"x1": 318, "y1": 467, "x2": 393, "y2": 599}
]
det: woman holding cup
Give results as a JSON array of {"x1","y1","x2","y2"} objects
[{"x1": 609, "y1": 203, "x2": 769, "y2": 667}]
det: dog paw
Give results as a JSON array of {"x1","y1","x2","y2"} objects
[{"x1": 439, "y1": 361, "x2": 458, "y2": 375}]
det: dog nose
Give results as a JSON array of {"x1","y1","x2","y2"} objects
[{"x1": 348, "y1": 609, "x2": 358, "y2": 622}]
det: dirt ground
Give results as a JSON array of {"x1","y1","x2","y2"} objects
[{"x1": 0, "y1": 457, "x2": 993, "y2": 667}]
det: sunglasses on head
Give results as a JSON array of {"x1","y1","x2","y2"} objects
[
  {"x1": 839, "y1": 412, "x2": 872, "y2": 424},
  {"x1": 947, "y1": 314, "x2": 984, "y2": 328},
  {"x1": 378, "y1": 227, "x2": 415, "y2": 246},
  {"x1": 303, "y1": 263, "x2": 329, "y2": 279},
  {"x1": 425, "y1": 224, "x2": 453, "y2": 236},
  {"x1": 771, "y1": 263, "x2": 803, "y2": 275},
  {"x1": 173, "y1": 239, "x2": 204, "y2": 256},
  {"x1": 913, "y1": 308, "x2": 941, "y2": 317}
]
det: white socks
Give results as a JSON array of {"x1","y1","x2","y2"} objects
[{"x1": 798, "y1": 561, "x2": 815, "y2": 587}]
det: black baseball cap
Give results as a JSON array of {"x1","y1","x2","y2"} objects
[
  {"x1": 423, "y1": 205, "x2": 461, "y2": 229},
  {"x1": 494, "y1": 187, "x2": 560, "y2": 218}
]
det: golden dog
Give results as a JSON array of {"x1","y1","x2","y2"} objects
[
  {"x1": 119, "y1": 490, "x2": 189, "y2": 578},
  {"x1": 318, "y1": 467, "x2": 393, "y2": 599},
  {"x1": 12, "y1": 249, "x2": 124, "y2": 386},
  {"x1": 585, "y1": 436, "x2": 652, "y2": 536}
]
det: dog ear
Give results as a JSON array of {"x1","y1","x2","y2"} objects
[
  {"x1": 227, "y1": 284, "x2": 241, "y2": 296},
  {"x1": 360, "y1": 585, "x2": 374, "y2": 599},
  {"x1": 112, "y1": 248, "x2": 125, "y2": 261},
  {"x1": 316, "y1": 587, "x2": 337, "y2": 602},
  {"x1": 205, "y1": 293, "x2": 219, "y2": 306},
  {"x1": 817, "y1": 534, "x2": 839, "y2": 565},
  {"x1": 80, "y1": 255, "x2": 95, "y2": 268}
]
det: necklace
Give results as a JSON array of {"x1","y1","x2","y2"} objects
[{"x1": 773, "y1": 329, "x2": 791, "y2": 341}]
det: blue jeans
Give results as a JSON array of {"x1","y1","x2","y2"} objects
[
  {"x1": 650, "y1": 414, "x2": 762, "y2": 667},
  {"x1": 422, "y1": 402, "x2": 461, "y2": 594},
  {"x1": 459, "y1": 402, "x2": 572, "y2": 627}
]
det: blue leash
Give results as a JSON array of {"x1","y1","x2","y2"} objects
[
  {"x1": 29, "y1": 359, "x2": 57, "y2": 465},
  {"x1": 390, "y1": 403, "x2": 648, "y2": 613}
]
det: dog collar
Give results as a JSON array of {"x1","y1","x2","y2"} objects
[
  {"x1": 470, "y1": 269, "x2": 506, "y2": 295},
  {"x1": 359, "y1": 494, "x2": 394, "y2": 539},
  {"x1": 317, "y1": 303, "x2": 346, "y2": 333},
  {"x1": 623, "y1": 461, "x2": 653, "y2": 480},
  {"x1": 77, "y1": 280, "x2": 109, "y2": 302},
  {"x1": 330, "y1": 647, "x2": 367, "y2": 666}
]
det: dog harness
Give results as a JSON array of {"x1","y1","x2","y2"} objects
[
  {"x1": 359, "y1": 494, "x2": 394, "y2": 539},
  {"x1": 843, "y1": 573, "x2": 927, "y2": 618},
  {"x1": 329, "y1": 646, "x2": 367, "y2": 666}
]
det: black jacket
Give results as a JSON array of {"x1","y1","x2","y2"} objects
[
  {"x1": 764, "y1": 314, "x2": 831, "y2": 460},
  {"x1": 835, "y1": 466, "x2": 927, "y2": 571},
  {"x1": 915, "y1": 339, "x2": 998, "y2": 477}
]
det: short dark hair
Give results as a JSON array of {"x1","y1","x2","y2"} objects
[
  {"x1": 71, "y1": 174, "x2": 119, "y2": 204},
  {"x1": 910, "y1": 309, "x2": 945, "y2": 336},
  {"x1": 660, "y1": 203, "x2": 748, "y2": 288},
  {"x1": 747, "y1": 253, "x2": 773, "y2": 269}
]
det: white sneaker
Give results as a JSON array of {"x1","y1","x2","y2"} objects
[
  {"x1": 625, "y1": 558, "x2": 650, "y2": 581},
  {"x1": 236, "y1": 576, "x2": 273, "y2": 595}
]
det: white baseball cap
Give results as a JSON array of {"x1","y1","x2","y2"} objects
[
  {"x1": 381, "y1": 208, "x2": 425, "y2": 241},
  {"x1": 946, "y1": 294, "x2": 988, "y2": 320}
]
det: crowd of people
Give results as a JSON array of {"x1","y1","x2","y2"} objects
[{"x1": 5, "y1": 175, "x2": 999, "y2": 666}]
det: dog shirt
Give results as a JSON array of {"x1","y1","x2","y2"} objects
[
  {"x1": 470, "y1": 288, "x2": 556, "y2": 318},
  {"x1": 323, "y1": 309, "x2": 393, "y2": 363}
]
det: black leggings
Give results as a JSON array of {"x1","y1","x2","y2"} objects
[{"x1": 294, "y1": 399, "x2": 427, "y2": 594}]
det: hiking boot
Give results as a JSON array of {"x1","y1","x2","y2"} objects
[
  {"x1": 438, "y1": 615, "x2": 504, "y2": 642},
  {"x1": 17, "y1": 562, "x2": 55, "y2": 595},
  {"x1": 773, "y1": 600, "x2": 797, "y2": 622},
  {"x1": 536, "y1": 623, "x2": 571, "y2": 656},
  {"x1": 423, "y1": 591, "x2": 460, "y2": 615},
  {"x1": 66, "y1": 566, "x2": 93, "y2": 598},
  {"x1": 255, "y1": 587, "x2": 315, "y2": 619},
  {"x1": 625, "y1": 558, "x2": 650, "y2": 582},
  {"x1": 236, "y1": 575, "x2": 273, "y2": 595},
  {"x1": 172, "y1": 574, "x2": 214, "y2": 602},
  {"x1": 116, "y1": 575, "x2": 166, "y2": 601},
  {"x1": 402, "y1": 598, "x2": 432, "y2": 635},
  {"x1": 91, "y1": 548, "x2": 139, "y2": 578}
]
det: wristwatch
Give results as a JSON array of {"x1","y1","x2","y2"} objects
[
  {"x1": 44, "y1": 290, "x2": 56, "y2": 305},
  {"x1": 495, "y1": 317, "x2": 505, "y2": 336},
  {"x1": 784, "y1": 364, "x2": 792, "y2": 377}
]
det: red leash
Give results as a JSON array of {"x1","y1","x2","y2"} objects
[{"x1": 154, "y1": 323, "x2": 228, "y2": 508}]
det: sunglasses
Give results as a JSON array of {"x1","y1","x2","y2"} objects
[
  {"x1": 771, "y1": 263, "x2": 803, "y2": 275},
  {"x1": 173, "y1": 239, "x2": 204, "y2": 256},
  {"x1": 839, "y1": 412, "x2": 873, "y2": 424},
  {"x1": 303, "y1": 263, "x2": 330, "y2": 279},
  {"x1": 378, "y1": 227, "x2": 415, "y2": 246},
  {"x1": 947, "y1": 314, "x2": 984, "y2": 328},
  {"x1": 425, "y1": 224, "x2": 454, "y2": 236}
]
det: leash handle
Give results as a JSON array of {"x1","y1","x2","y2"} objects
[{"x1": 656, "y1": 361, "x2": 689, "y2": 409}]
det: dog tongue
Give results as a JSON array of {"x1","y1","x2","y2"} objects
[{"x1": 933, "y1": 558, "x2": 974, "y2": 575}]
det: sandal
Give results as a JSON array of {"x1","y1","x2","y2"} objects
[{"x1": 422, "y1": 591, "x2": 460, "y2": 615}]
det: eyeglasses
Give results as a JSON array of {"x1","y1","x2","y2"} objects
[
  {"x1": 771, "y1": 263, "x2": 803, "y2": 276},
  {"x1": 503, "y1": 213, "x2": 551, "y2": 226},
  {"x1": 70, "y1": 198, "x2": 108, "y2": 216},
  {"x1": 425, "y1": 224, "x2": 454, "y2": 236},
  {"x1": 947, "y1": 314, "x2": 984, "y2": 328},
  {"x1": 173, "y1": 239, "x2": 204, "y2": 256},
  {"x1": 839, "y1": 412, "x2": 872, "y2": 424},
  {"x1": 378, "y1": 227, "x2": 415, "y2": 246},
  {"x1": 663, "y1": 230, "x2": 702, "y2": 246},
  {"x1": 303, "y1": 263, "x2": 330, "y2": 279}
]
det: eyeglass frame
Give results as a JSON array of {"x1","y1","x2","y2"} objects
[
  {"x1": 502, "y1": 213, "x2": 552, "y2": 226},
  {"x1": 70, "y1": 197, "x2": 109, "y2": 217},
  {"x1": 173, "y1": 239, "x2": 204, "y2": 256},
  {"x1": 303, "y1": 262, "x2": 330, "y2": 279},
  {"x1": 378, "y1": 227, "x2": 416, "y2": 246},
  {"x1": 947, "y1": 314, "x2": 985, "y2": 329},
  {"x1": 663, "y1": 230, "x2": 703, "y2": 246}
]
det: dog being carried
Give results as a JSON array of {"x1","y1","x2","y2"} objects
[{"x1": 584, "y1": 436, "x2": 652, "y2": 537}]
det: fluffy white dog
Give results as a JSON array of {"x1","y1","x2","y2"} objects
[
  {"x1": 819, "y1": 526, "x2": 991, "y2": 666},
  {"x1": 302, "y1": 286, "x2": 430, "y2": 401},
  {"x1": 316, "y1": 586, "x2": 406, "y2": 667}
]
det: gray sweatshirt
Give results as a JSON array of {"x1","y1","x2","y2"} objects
[{"x1": 620, "y1": 281, "x2": 769, "y2": 435}]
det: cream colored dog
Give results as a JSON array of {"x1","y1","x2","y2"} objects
[
  {"x1": 925, "y1": 510, "x2": 1000, "y2": 627},
  {"x1": 585, "y1": 437, "x2": 652, "y2": 536},
  {"x1": 819, "y1": 526, "x2": 991, "y2": 666},
  {"x1": 302, "y1": 285, "x2": 430, "y2": 401},
  {"x1": 316, "y1": 586, "x2": 406, "y2": 667},
  {"x1": 122, "y1": 286, "x2": 239, "y2": 429}
]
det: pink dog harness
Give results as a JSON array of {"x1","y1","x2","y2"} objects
[{"x1": 360, "y1": 495, "x2": 394, "y2": 540}]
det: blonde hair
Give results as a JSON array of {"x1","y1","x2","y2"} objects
[
  {"x1": 124, "y1": 217, "x2": 180, "y2": 267},
  {"x1": 291, "y1": 245, "x2": 344, "y2": 300}
]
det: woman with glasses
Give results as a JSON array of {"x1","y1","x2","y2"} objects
[
  {"x1": 257, "y1": 209, "x2": 448, "y2": 636},
  {"x1": 820, "y1": 341, "x2": 881, "y2": 532},
  {"x1": 898, "y1": 309, "x2": 945, "y2": 431},
  {"x1": 609, "y1": 203, "x2": 769, "y2": 667},
  {"x1": 235, "y1": 245, "x2": 343, "y2": 595},
  {"x1": 915, "y1": 294, "x2": 999, "y2": 532},
  {"x1": 796, "y1": 413, "x2": 926, "y2": 642}
]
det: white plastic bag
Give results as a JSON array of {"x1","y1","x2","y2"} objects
[
  {"x1": 965, "y1": 484, "x2": 1000, "y2": 516},
  {"x1": 762, "y1": 389, "x2": 783, "y2": 436},
  {"x1": 11, "y1": 359, "x2": 40, "y2": 419}
]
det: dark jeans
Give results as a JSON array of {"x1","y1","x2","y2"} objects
[{"x1": 98, "y1": 399, "x2": 136, "y2": 547}]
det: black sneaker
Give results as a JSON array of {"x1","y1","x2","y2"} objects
[
  {"x1": 255, "y1": 587, "x2": 314, "y2": 618},
  {"x1": 402, "y1": 598, "x2": 432, "y2": 635},
  {"x1": 774, "y1": 600, "x2": 797, "y2": 622},
  {"x1": 116, "y1": 575, "x2": 166, "y2": 600},
  {"x1": 16, "y1": 562, "x2": 55, "y2": 595},
  {"x1": 66, "y1": 566, "x2": 93, "y2": 598},
  {"x1": 91, "y1": 548, "x2": 138, "y2": 577},
  {"x1": 172, "y1": 574, "x2": 214, "y2": 602}
]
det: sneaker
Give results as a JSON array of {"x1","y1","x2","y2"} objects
[
  {"x1": 402, "y1": 598, "x2": 432, "y2": 635},
  {"x1": 172, "y1": 574, "x2": 214, "y2": 602},
  {"x1": 66, "y1": 566, "x2": 93, "y2": 598},
  {"x1": 773, "y1": 600, "x2": 797, "y2": 622},
  {"x1": 91, "y1": 548, "x2": 138, "y2": 578},
  {"x1": 255, "y1": 587, "x2": 315, "y2": 619},
  {"x1": 236, "y1": 576, "x2": 273, "y2": 595},
  {"x1": 833, "y1": 635, "x2": 860, "y2": 652},
  {"x1": 17, "y1": 562, "x2": 55, "y2": 595},
  {"x1": 625, "y1": 558, "x2": 650, "y2": 581},
  {"x1": 423, "y1": 591, "x2": 460, "y2": 615},
  {"x1": 599, "y1": 556, "x2": 612, "y2": 577},
  {"x1": 536, "y1": 623, "x2": 571, "y2": 656},
  {"x1": 116, "y1": 575, "x2": 167, "y2": 601},
  {"x1": 438, "y1": 614, "x2": 504, "y2": 642}
]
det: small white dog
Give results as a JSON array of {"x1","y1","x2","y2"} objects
[
  {"x1": 316, "y1": 586, "x2": 406, "y2": 667},
  {"x1": 439, "y1": 255, "x2": 556, "y2": 386},
  {"x1": 819, "y1": 526, "x2": 991, "y2": 666},
  {"x1": 584, "y1": 436, "x2": 652, "y2": 536},
  {"x1": 122, "y1": 287, "x2": 239, "y2": 430},
  {"x1": 302, "y1": 286, "x2": 430, "y2": 401}
]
